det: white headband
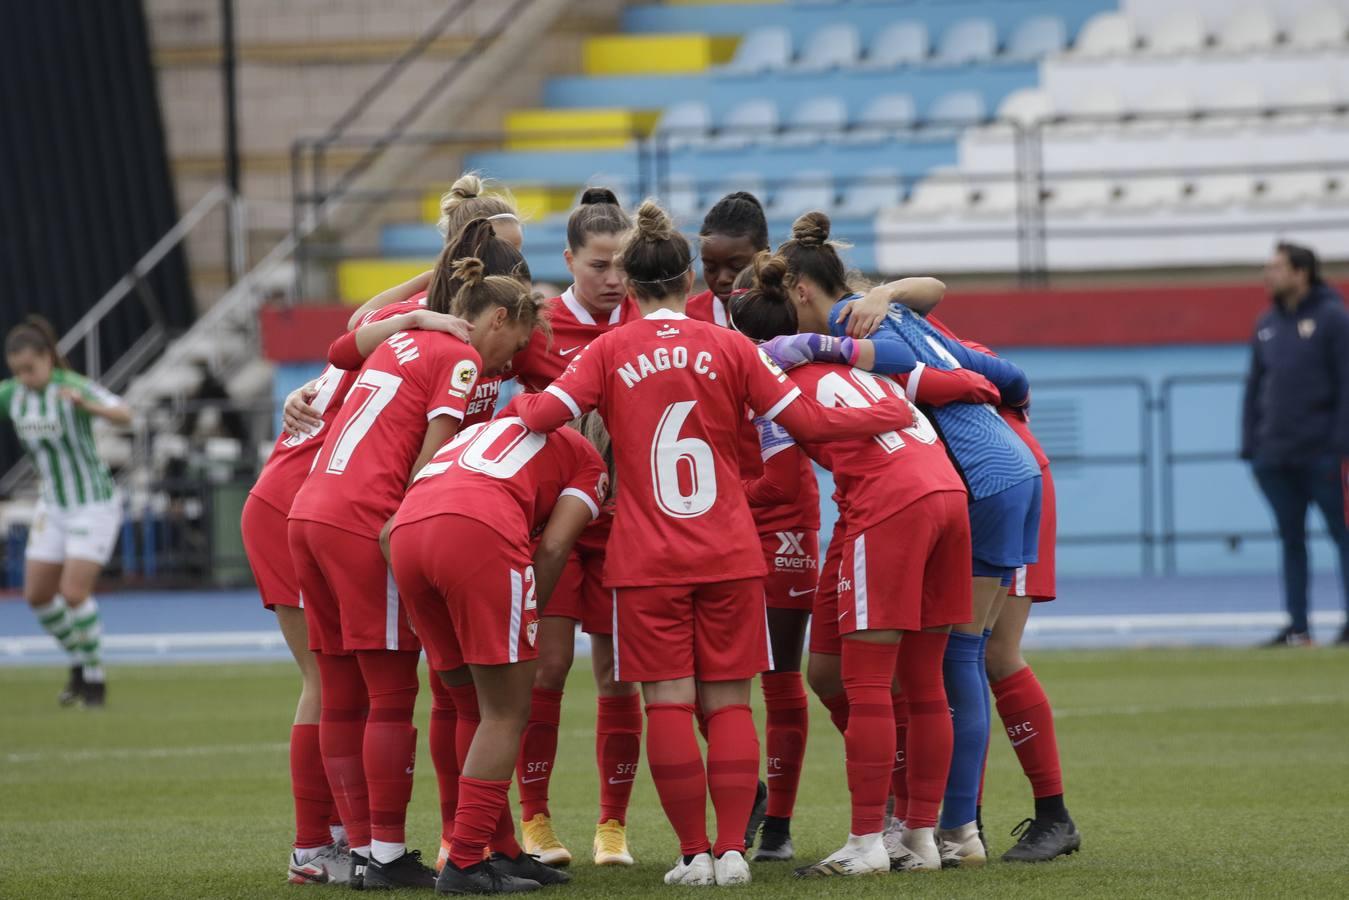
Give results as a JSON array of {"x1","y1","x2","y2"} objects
[{"x1": 487, "y1": 212, "x2": 520, "y2": 223}]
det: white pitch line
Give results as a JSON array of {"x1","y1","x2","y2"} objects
[{"x1": 4, "y1": 741, "x2": 287, "y2": 765}]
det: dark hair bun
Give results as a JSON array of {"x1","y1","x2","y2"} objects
[
  {"x1": 752, "y1": 252, "x2": 793, "y2": 303},
  {"x1": 580, "y1": 186, "x2": 620, "y2": 206},
  {"x1": 790, "y1": 211, "x2": 831, "y2": 246}
]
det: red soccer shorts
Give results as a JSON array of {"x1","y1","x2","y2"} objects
[
  {"x1": 809, "y1": 527, "x2": 847, "y2": 656},
  {"x1": 242, "y1": 493, "x2": 300, "y2": 610},
  {"x1": 389, "y1": 514, "x2": 539, "y2": 671},
  {"x1": 1011, "y1": 463, "x2": 1057, "y2": 602},
  {"x1": 288, "y1": 519, "x2": 419, "y2": 654},
  {"x1": 612, "y1": 578, "x2": 770, "y2": 683},
  {"x1": 760, "y1": 529, "x2": 820, "y2": 611},
  {"x1": 836, "y1": 491, "x2": 973, "y2": 636},
  {"x1": 541, "y1": 536, "x2": 611, "y2": 635}
]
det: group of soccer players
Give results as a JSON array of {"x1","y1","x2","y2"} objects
[{"x1": 239, "y1": 173, "x2": 1081, "y2": 893}]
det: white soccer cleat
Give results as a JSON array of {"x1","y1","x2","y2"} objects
[
  {"x1": 664, "y1": 852, "x2": 716, "y2": 886},
  {"x1": 889, "y1": 826, "x2": 941, "y2": 872},
  {"x1": 714, "y1": 850, "x2": 752, "y2": 885},
  {"x1": 793, "y1": 833, "x2": 888, "y2": 878},
  {"x1": 881, "y1": 816, "x2": 906, "y2": 859},
  {"x1": 937, "y1": 822, "x2": 987, "y2": 868},
  {"x1": 287, "y1": 843, "x2": 352, "y2": 885}
]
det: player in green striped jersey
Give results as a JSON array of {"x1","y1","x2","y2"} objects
[{"x1": 2, "y1": 316, "x2": 132, "y2": 707}]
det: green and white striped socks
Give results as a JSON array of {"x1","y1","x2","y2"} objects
[
  {"x1": 70, "y1": 598, "x2": 104, "y2": 683},
  {"x1": 34, "y1": 597, "x2": 82, "y2": 660}
]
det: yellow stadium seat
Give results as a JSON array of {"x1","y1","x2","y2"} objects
[
  {"x1": 582, "y1": 34, "x2": 738, "y2": 75},
  {"x1": 505, "y1": 108, "x2": 661, "y2": 151},
  {"x1": 336, "y1": 259, "x2": 435, "y2": 305}
]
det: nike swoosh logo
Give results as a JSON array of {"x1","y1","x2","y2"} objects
[
  {"x1": 1010, "y1": 734, "x2": 1036, "y2": 747},
  {"x1": 522, "y1": 776, "x2": 548, "y2": 784},
  {"x1": 405, "y1": 766, "x2": 415, "y2": 775},
  {"x1": 766, "y1": 774, "x2": 782, "y2": 779},
  {"x1": 837, "y1": 610, "x2": 850, "y2": 621},
  {"x1": 559, "y1": 346, "x2": 582, "y2": 356},
  {"x1": 608, "y1": 777, "x2": 635, "y2": 785},
  {"x1": 787, "y1": 588, "x2": 816, "y2": 597}
]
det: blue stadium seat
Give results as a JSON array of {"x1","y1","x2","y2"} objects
[
  {"x1": 862, "y1": 20, "x2": 928, "y2": 69},
  {"x1": 796, "y1": 23, "x2": 861, "y2": 72},
  {"x1": 664, "y1": 172, "x2": 701, "y2": 222},
  {"x1": 767, "y1": 170, "x2": 835, "y2": 218},
  {"x1": 1006, "y1": 15, "x2": 1067, "y2": 61},
  {"x1": 935, "y1": 18, "x2": 998, "y2": 65},
  {"x1": 724, "y1": 26, "x2": 792, "y2": 75},
  {"x1": 836, "y1": 168, "x2": 904, "y2": 217},
  {"x1": 714, "y1": 97, "x2": 779, "y2": 148},
  {"x1": 780, "y1": 95, "x2": 848, "y2": 146},
  {"x1": 656, "y1": 100, "x2": 713, "y2": 150},
  {"x1": 928, "y1": 89, "x2": 987, "y2": 125},
  {"x1": 843, "y1": 92, "x2": 916, "y2": 144}
]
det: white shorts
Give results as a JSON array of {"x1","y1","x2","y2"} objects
[{"x1": 25, "y1": 498, "x2": 123, "y2": 566}]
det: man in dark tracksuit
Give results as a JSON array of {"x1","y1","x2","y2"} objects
[{"x1": 1242, "y1": 242, "x2": 1349, "y2": 646}]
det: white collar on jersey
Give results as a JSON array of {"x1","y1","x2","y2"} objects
[
  {"x1": 561, "y1": 285, "x2": 624, "y2": 327},
  {"x1": 644, "y1": 308, "x2": 687, "y2": 321},
  {"x1": 710, "y1": 295, "x2": 727, "y2": 327}
]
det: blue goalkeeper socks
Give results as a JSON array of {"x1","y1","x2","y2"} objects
[{"x1": 940, "y1": 630, "x2": 990, "y2": 829}]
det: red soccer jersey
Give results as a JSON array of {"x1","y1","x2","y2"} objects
[
  {"x1": 685, "y1": 289, "x2": 729, "y2": 327},
  {"x1": 786, "y1": 363, "x2": 966, "y2": 536},
  {"x1": 396, "y1": 417, "x2": 608, "y2": 541},
  {"x1": 288, "y1": 330, "x2": 482, "y2": 538},
  {"x1": 512, "y1": 288, "x2": 640, "y2": 393},
  {"x1": 538, "y1": 310, "x2": 806, "y2": 586}
]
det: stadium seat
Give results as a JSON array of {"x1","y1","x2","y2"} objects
[
  {"x1": 724, "y1": 26, "x2": 793, "y2": 74},
  {"x1": 902, "y1": 170, "x2": 970, "y2": 215},
  {"x1": 1217, "y1": 6, "x2": 1279, "y2": 52},
  {"x1": 1005, "y1": 15, "x2": 1067, "y2": 61},
  {"x1": 967, "y1": 178, "x2": 1018, "y2": 216},
  {"x1": 1130, "y1": 87, "x2": 1195, "y2": 131},
  {"x1": 779, "y1": 95, "x2": 848, "y2": 146},
  {"x1": 862, "y1": 20, "x2": 928, "y2": 69},
  {"x1": 767, "y1": 171, "x2": 836, "y2": 217},
  {"x1": 1280, "y1": 81, "x2": 1341, "y2": 125},
  {"x1": 928, "y1": 90, "x2": 987, "y2": 126},
  {"x1": 998, "y1": 88, "x2": 1055, "y2": 125},
  {"x1": 934, "y1": 18, "x2": 998, "y2": 65},
  {"x1": 1111, "y1": 174, "x2": 1187, "y2": 209},
  {"x1": 796, "y1": 23, "x2": 860, "y2": 72},
  {"x1": 1045, "y1": 177, "x2": 1114, "y2": 213},
  {"x1": 713, "y1": 98, "x2": 779, "y2": 149},
  {"x1": 1288, "y1": 3, "x2": 1347, "y2": 48},
  {"x1": 835, "y1": 168, "x2": 903, "y2": 217},
  {"x1": 656, "y1": 100, "x2": 712, "y2": 151},
  {"x1": 663, "y1": 173, "x2": 701, "y2": 221},
  {"x1": 842, "y1": 92, "x2": 916, "y2": 144},
  {"x1": 1189, "y1": 173, "x2": 1258, "y2": 206},
  {"x1": 1198, "y1": 83, "x2": 1265, "y2": 129},
  {"x1": 1072, "y1": 12, "x2": 1138, "y2": 58},
  {"x1": 1143, "y1": 10, "x2": 1209, "y2": 55},
  {"x1": 1254, "y1": 171, "x2": 1330, "y2": 205}
]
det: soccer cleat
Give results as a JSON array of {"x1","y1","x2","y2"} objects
[
  {"x1": 362, "y1": 848, "x2": 437, "y2": 890},
  {"x1": 1263, "y1": 626, "x2": 1313, "y2": 647},
  {"x1": 888, "y1": 826, "x2": 941, "y2": 873},
  {"x1": 937, "y1": 822, "x2": 987, "y2": 869},
  {"x1": 521, "y1": 813, "x2": 572, "y2": 867},
  {"x1": 714, "y1": 850, "x2": 752, "y2": 885},
  {"x1": 349, "y1": 851, "x2": 369, "y2": 890},
  {"x1": 743, "y1": 780, "x2": 768, "y2": 849},
  {"x1": 593, "y1": 819, "x2": 634, "y2": 866},
  {"x1": 663, "y1": 852, "x2": 715, "y2": 886},
  {"x1": 1002, "y1": 816, "x2": 1082, "y2": 863},
  {"x1": 58, "y1": 665, "x2": 84, "y2": 707},
  {"x1": 751, "y1": 819, "x2": 793, "y2": 862},
  {"x1": 435, "y1": 859, "x2": 541, "y2": 894},
  {"x1": 881, "y1": 816, "x2": 906, "y2": 860},
  {"x1": 490, "y1": 852, "x2": 571, "y2": 885},
  {"x1": 81, "y1": 680, "x2": 106, "y2": 708},
  {"x1": 437, "y1": 838, "x2": 452, "y2": 873},
  {"x1": 287, "y1": 844, "x2": 352, "y2": 885},
  {"x1": 794, "y1": 834, "x2": 888, "y2": 878}
]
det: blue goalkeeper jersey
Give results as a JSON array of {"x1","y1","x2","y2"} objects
[{"x1": 829, "y1": 298, "x2": 1038, "y2": 500}]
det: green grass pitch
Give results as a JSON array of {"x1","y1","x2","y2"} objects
[{"x1": 3, "y1": 647, "x2": 1348, "y2": 898}]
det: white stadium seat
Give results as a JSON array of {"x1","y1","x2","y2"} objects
[
  {"x1": 1288, "y1": 3, "x2": 1347, "y2": 49},
  {"x1": 1143, "y1": 10, "x2": 1209, "y2": 55},
  {"x1": 1188, "y1": 174, "x2": 1258, "y2": 206},
  {"x1": 713, "y1": 98, "x2": 778, "y2": 149},
  {"x1": 1073, "y1": 13, "x2": 1138, "y2": 58},
  {"x1": 725, "y1": 26, "x2": 793, "y2": 74},
  {"x1": 902, "y1": 171, "x2": 970, "y2": 215},
  {"x1": 863, "y1": 21, "x2": 929, "y2": 69},
  {"x1": 1254, "y1": 171, "x2": 1330, "y2": 205},
  {"x1": 1113, "y1": 175, "x2": 1188, "y2": 210},
  {"x1": 1045, "y1": 177, "x2": 1114, "y2": 213},
  {"x1": 843, "y1": 92, "x2": 917, "y2": 144},
  {"x1": 767, "y1": 171, "x2": 836, "y2": 217},
  {"x1": 656, "y1": 101, "x2": 712, "y2": 150},
  {"x1": 935, "y1": 18, "x2": 998, "y2": 65},
  {"x1": 835, "y1": 169, "x2": 903, "y2": 217},
  {"x1": 998, "y1": 88, "x2": 1055, "y2": 126},
  {"x1": 797, "y1": 23, "x2": 861, "y2": 72},
  {"x1": 1006, "y1": 16, "x2": 1067, "y2": 61},
  {"x1": 664, "y1": 173, "x2": 700, "y2": 221},
  {"x1": 1217, "y1": 6, "x2": 1279, "y2": 52},
  {"x1": 779, "y1": 95, "x2": 848, "y2": 146},
  {"x1": 967, "y1": 179, "x2": 1019, "y2": 216}
]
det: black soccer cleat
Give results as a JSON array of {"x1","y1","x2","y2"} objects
[
  {"x1": 752, "y1": 816, "x2": 794, "y2": 861},
  {"x1": 58, "y1": 665, "x2": 84, "y2": 706},
  {"x1": 349, "y1": 851, "x2": 369, "y2": 890},
  {"x1": 1263, "y1": 626, "x2": 1313, "y2": 647},
  {"x1": 743, "y1": 779, "x2": 769, "y2": 849},
  {"x1": 81, "y1": 680, "x2": 106, "y2": 708},
  {"x1": 362, "y1": 848, "x2": 437, "y2": 890},
  {"x1": 489, "y1": 852, "x2": 571, "y2": 885},
  {"x1": 1001, "y1": 816, "x2": 1081, "y2": 863},
  {"x1": 436, "y1": 859, "x2": 540, "y2": 894}
]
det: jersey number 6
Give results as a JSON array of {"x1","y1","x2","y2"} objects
[{"x1": 651, "y1": 400, "x2": 717, "y2": 519}]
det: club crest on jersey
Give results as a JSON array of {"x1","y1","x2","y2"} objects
[
  {"x1": 526, "y1": 620, "x2": 539, "y2": 648},
  {"x1": 596, "y1": 472, "x2": 610, "y2": 504},
  {"x1": 449, "y1": 359, "x2": 479, "y2": 398}
]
